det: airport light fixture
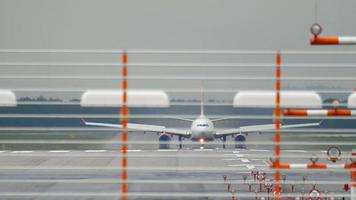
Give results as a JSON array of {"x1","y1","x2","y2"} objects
[
  {"x1": 351, "y1": 150, "x2": 356, "y2": 164},
  {"x1": 327, "y1": 146, "x2": 342, "y2": 163},
  {"x1": 242, "y1": 175, "x2": 247, "y2": 184},
  {"x1": 309, "y1": 189, "x2": 321, "y2": 200},
  {"x1": 309, "y1": 154, "x2": 319, "y2": 165},
  {"x1": 310, "y1": 23, "x2": 322, "y2": 37},
  {"x1": 310, "y1": 23, "x2": 356, "y2": 45},
  {"x1": 282, "y1": 175, "x2": 287, "y2": 183},
  {"x1": 265, "y1": 180, "x2": 273, "y2": 190}
]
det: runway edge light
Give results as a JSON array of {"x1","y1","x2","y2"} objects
[{"x1": 80, "y1": 90, "x2": 170, "y2": 107}]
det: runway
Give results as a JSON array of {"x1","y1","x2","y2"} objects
[{"x1": 0, "y1": 145, "x2": 352, "y2": 200}]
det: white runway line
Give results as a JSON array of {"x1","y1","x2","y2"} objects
[
  {"x1": 221, "y1": 158, "x2": 237, "y2": 161},
  {"x1": 84, "y1": 150, "x2": 107, "y2": 153},
  {"x1": 49, "y1": 150, "x2": 70, "y2": 153},
  {"x1": 234, "y1": 154, "x2": 245, "y2": 158},
  {"x1": 227, "y1": 164, "x2": 264, "y2": 169},
  {"x1": 157, "y1": 149, "x2": 178, "y2": 152},
  {"x1": 232, "y1": 151, "x2": 240, "y2": 154},
  {"x1": 246, "y1": 165, "x2": 256, "y2": 169},
  {"x1": 262, "y1": 160, "x2": 271, "y2": 166},
  {"x1": 240, "y1": 158, "x2": 250, "y2": 163},
  {"x1": 285, "y1": 150, "x2": 307, "y2": 153},
  {"x1": 249, "y1": 149, "x2": 269, "y2": 152},
  {"x1": 11, "y1": 151, "x2": 33, "y2": 153},
  {"x1": 228, "y1": 164, "x2": 247, "y2": 167},
  {"x1": 193, "y1": 149, "x2": 213, "y2": 152},
  {"x1": 0, "y1": 151, "x2": 5, "y2": 153},
  {"x1": 126, "y1": 150, "x2": 142, "y2": 152}
]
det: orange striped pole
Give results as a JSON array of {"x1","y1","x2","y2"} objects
[
  {"x1": 122, "y1": 50, "x2": 128, "y2": 200},
  {"x1": 274, "y1": 52, "x2": 282, "y2": 199},
  {"x1": 284, "y1": 109, "x2": 355, "y2": 116},
  {"x1": 311, "y1": 36, "x2": 356, "y2": 45},
  {"x1": 272, "y1": 163, "x2": 356, "y2": 170}
]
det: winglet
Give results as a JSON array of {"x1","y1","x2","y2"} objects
[
  {"x1": 318, "y1": 120, "x2": 324, "y2": 126},
  {"x1": 81, "y1": 118, "x2": 87, "y2": 125}
]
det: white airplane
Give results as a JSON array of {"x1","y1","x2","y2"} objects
[{"x1": 83, "y1": 96, "x2": 320, "y2": 149}]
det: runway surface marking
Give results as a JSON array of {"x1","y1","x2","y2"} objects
[
  {"x1": 193, "y1": 149, "x2": 214, "y2": 152},
  {"x1": 249, "y1": 149, "x2": 270, "y2": 152},
  {"x1": 157, "y1": 149, "x2": 178, "y2": 152},
  {"x1": 250, "y1": 158, "x2": 265, "y2": 161},
  {"x1": 49, "y1": 150, "x2": 70, "y2": 153},
  {"x1": 262, "y1": 159, "x2": 271, "y2": 166},
  {"x1": 125, "y1": 149, "x2": 142, "y2": 152},
  {"x1": 285, "y1": 150, "x2": 307, "y2": 153},
  {"x1": 11, "y1": 151, "x2": 33, "y2": 153},
  {"x1": 221, "y1": 158, "x2": 237, "y2": 161},
  {"x1": 234, "y1": 154, "x2": 245, "y2": 158},
  {"x1": 239, "y1": 158, "x2": 250, "y2": 163},
  {"x1": 85, "y1": 150, "x2": 107, "y2": 153},
  {"x1": 246, "y1": 164, "x2": 256, "y2": 169}
]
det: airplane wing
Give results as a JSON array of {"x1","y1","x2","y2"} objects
[
  {"x1": 215, "y1": 121, "x2": 321, "y2": 137},
  {"x1": 83, "y1": 120, "x2": 191, "y2": 137}
]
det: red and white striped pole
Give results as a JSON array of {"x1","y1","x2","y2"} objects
[
  {"x1": 311, "y1": 36, "x2": 356, "y2": 45},
  {"x1": 310, "y1": 23, "x2": 356, "y2": 45},
  {"x1": 271, "y1": 163, "x2": 355, "y2": 170},
  {"x1": 270, "y1": 151, "x2": 356, "y2": 199},
  {"x1": 284, "y1": 109, "x2": 356, "y2": 116}
]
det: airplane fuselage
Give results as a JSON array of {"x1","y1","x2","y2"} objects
[{"x1": 190, "y1": 115, "x2": 215, "y2": 141}]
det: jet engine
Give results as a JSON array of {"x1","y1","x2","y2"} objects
[
  {"x1": 158, "y1": 134, "x2": 171, "y2": 149},
  {"x1": 234, "y1": 134, "x2": 246, "y2": 149}
]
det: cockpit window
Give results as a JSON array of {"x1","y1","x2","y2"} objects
[{"x1": 197, "y1": 124, "x2": 209, "y2": 127}]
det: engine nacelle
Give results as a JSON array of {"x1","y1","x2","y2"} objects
[
  {"x1": 234, "y1": 134, "x2": 246, "y2": 149},
  {"x1": 158, "y1": 134, "x2": 171, "y2": 149}
]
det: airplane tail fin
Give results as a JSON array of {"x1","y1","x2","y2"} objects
[{"x1": 200, "y1": 81, "x2": 204, "y2": 116}]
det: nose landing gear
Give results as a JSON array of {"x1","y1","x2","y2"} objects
[
  {"x1": 222, "y1": 136, "x2": 227, "y2": 149},
  {"x1": 199, "y1": 138, "x2": 205, "y2": 149},
  {"x1": 178, "y1": 136, "x2": 183, "y2": 149}
]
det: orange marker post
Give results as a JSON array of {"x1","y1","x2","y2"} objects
[
  {"x1": 274, "y1": 52, "x2": 282, "y2": 200},
  {"x1": 121, "y1": 50, "x2": 128, "y2": 200}
]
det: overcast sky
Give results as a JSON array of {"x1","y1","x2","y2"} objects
[{"x1": 0, "y1": 0, "x2": 356, "y2": 101}]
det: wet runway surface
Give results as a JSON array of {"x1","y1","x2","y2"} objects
[{"x1": 0, "y1": 131, "x2": 353, "y2": 200}]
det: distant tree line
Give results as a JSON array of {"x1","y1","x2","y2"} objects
[{"x1": 18, "y1": 96, "x2": 62, "y2": 102}]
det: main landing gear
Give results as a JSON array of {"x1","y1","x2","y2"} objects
[
  {"x1": 178, "y1": 136, "x2": 183, "y2": 149},
  {"x1": 222, "y1": 136, "x2": 227, "y2": 149}
]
